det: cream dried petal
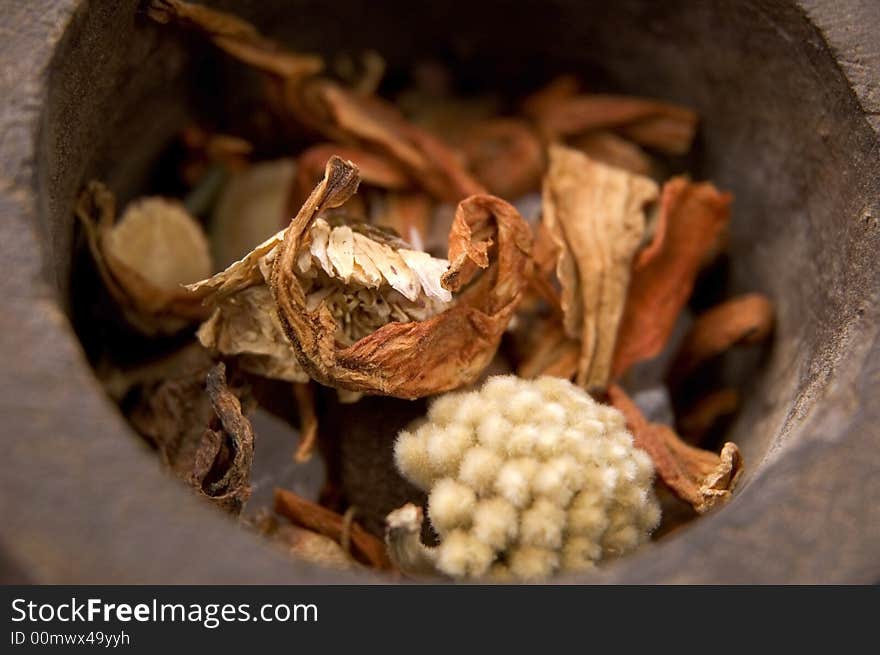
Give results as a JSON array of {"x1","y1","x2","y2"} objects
[{"x1": 398, "y1": 249, "x2": 452, "y2": 303}]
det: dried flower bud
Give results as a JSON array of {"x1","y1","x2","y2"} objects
[
  {"x1": 387, "y1": 375, "x2": 661, "y2": 580},
  {"x1": 75, "y1": 181, "x2": 213, "y2": 335}
]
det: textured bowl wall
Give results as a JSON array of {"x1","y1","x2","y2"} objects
[{"x1": 0, "y1": 0, "x2": 878, "y2": 582}]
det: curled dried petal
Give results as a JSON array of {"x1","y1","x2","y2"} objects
[
  {"x1": 527, "y1": 93, "x2": 697, "y2": 155},
  {"x1": 543, "y1": 145, "x2": 658, "y2": 390},
  {"x1": 75, "y1": 181, "x2": 212, "y2": 335},
  {"x1": 670, "y1": 294, "x2": 774, "y2": 383},
  {"x1": 148, "y1": 0, "x2": 323, "y2": 79},
  {"x1": 458, "y1": 118, "x2": 545, "y2": 198},
  {"x1": 612, "y1": 178, "x2": 732, "y2": 379},
  {"x1": 192, "y1": 363, "x2": 256, "y2": 514},
  {"x1": 608, "y1": 384, "x2": 743, "y2": 514},
  {"x1": 679, "y1": 388, "x2": 740, "y2": 443},
  {"x1": 271, "y1": 157, "x2": 531, "y2": 399},
  {"x1": 570, "y1": 130, "x2": 654, "y2": 177}
]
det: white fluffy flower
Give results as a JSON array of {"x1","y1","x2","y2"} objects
[{"x1": 389, "y1": 375, "x2": 661, "y2": 581}]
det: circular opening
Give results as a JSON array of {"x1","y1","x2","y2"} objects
[{"x1": 33, "y1": 0, "x2": 880, "y2": 582}]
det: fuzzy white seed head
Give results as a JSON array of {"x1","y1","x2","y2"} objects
[
  {"x1": 503, "y1": 389, "x2": 545, "y2": 425},
  {"x1": 507, "y1": 423, "x2": 540, "y2": 457},
  {"x1": 472, "y1": 497, "x2": 519, "y2": 551},
  {"x1": 426, "y1": 424, "x2": 473, "y2": 477},
  {"x1": 495, "y1": 458, "x2": 538, "y2": 508},
  {"x1": 393, "y1": 429, "x2": 435, "y2": 491},
  {"x1": 520, "y1": 498, "x2": 566, "y2": 549},
  {"x1": 453, "y1": 391, "x2": 490, "y2": 427},
  {"x1": 435, "y1": 530, "x2": 494, "y2": 578},
  {"x1": 428, "y1": 394, "x2": 461, "y2": 426},
  {"x1": 428, "y1": 478, "x2": 477, "y2": 534},
  {"x1": 458, "y1": 446, "x2": 503, "y2": 493},
  {"x1": 476, "y1": 413, "x2": 513, "y2": 452},
  {"x1": 508, "y1": 546, "x2": 559, "y2": 581},
  {"x1": 562, "y1": 537, "x2": 601, "y2": 572},
  {"x1": 392, "y1": 375, "x2": 661, "y2": 581},
  {"x1": 533, "y1": 455, "x2": 582, "y2": 507}
]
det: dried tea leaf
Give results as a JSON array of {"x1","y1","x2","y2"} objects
[
  {"x1": 526, "y1": 93, "x2": 698, "y2": 155},
  {"x1": 75, "y1": 181, "x2": 213, "y2": 335},
  {"x1": 211, "y1": 159, "x2": 296, "y2": 268},
  {"x1": 274, "y1": 488, "x2": 391, "y2": 569},
  {"x1": 148, "y1": 0, "x2": 323, "y2": 79},
  {"x1": 457, "y1": 118, "x2": 545, "y2": 198},
  {"x1": 608, "y1": 384, "x2": 743, "y2": 513},
  {"x1": 570, "y1": 130, "x2": 654, "y2": 177},
  {"x1": 543, "y1": 145, "x2": 658, "y2": 390},
  {"x1": 191, "y1": 363, "x2": 256, "y2": 513},
  {"x1": 679, "y1": 388, "x2": 740, "y2": 443},
  {"x1": 612, "y1": 178, "x2": 732, "y2": 378},
  {"x1": 670, "y1": 293, "x2": 774, "y2": 383},
  {"x1": 270, "y1": 157, "x2": 531, "y2": 398}
]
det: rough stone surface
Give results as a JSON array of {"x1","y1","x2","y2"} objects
[{"x1": 0, "y1": 0, "x2": 878, "y2": 583}]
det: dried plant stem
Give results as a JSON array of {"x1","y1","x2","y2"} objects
[
  {"x1": 292, "y1": 382, "x2": 319, "y2": 463},
  {"x1": 273, "y1": 488, "x2": 392, "y2": 570}
]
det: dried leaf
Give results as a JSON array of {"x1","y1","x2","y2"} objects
[
  {"x1": 521, "y1": 75, "x2": 580, "y2": 118},
  {"x1": 608, "y1": 384, "x2": 743, "y2": 513},
  {"x1": 543, "y1": 145, "x2": 658, "y2": 390},
  {"x1": 274, "y1": 488, "x2": 391, "y2": 569},
  {"x1": 75, "y1": 181, "x2": 213, "y2": 335},
  {"x1": 570, "y1": 130, "x2": 654, "y2": 177},
  {"x1": 612, "y1": 178, "x2": 732, "y2": 378},
  {"x1": 191, "y1": 363, "x2": 256, "y2": 513},
  {"x1": 211, "y1": 159, "x2": 296, "y2": 268},
  {"x1": 457, "y1": 118, "x2": 545, "y2": 198},
  {"x1": 670, "y1": 294, "x2": 774, "y2": 383},
  {"x1": 263, "y1": 157, "x2": 531, "y2": 399},
  {"x1": 527, "y1": 93, "x2": 698, "y2": 155},
  {"x1": 148, "y1": 0, "x2": 323, "y2": 79},
  {"x1": 679, "y1": 388, "x2": 740, "y2": 443}
]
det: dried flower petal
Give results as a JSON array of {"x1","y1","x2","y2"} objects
[
  {"x1": 679, "y1": 388, "x2": 740, "y2": 443},
  {"x1": 670, "y1": 294, "x2": 774, "y2": 383},
  {"x1": 75, "y1": 181, "x2": 213, "y2": 335},
  {"x1": 283, "y1": 79, "x2": 484, "y2": 201},
  {"x1": 570, "y1": 130, "x2": 654, "y2": 177},
  {"x1": 191, "y1": 363, "x2": 256, "y2": 514},
  {"x1": 211, "y1": 159, "x2": 295, "y2": 268},
  {"x1": 148, "y1": 0, "x2": 323, "y2": 79},
  {"x1": 269, "y1": 157, "x2": 531, "y2": 399},
  {"x1": 612, "y1": 178, "x2": 732, "y2": 378},
  {"x1": 543, "y1": 145, "x2": 658, "y2": 390},
  {"x1": 274, "y1": 488, "x2": 391, "y2": 569},
  {"x1": 608, "y1": 384, "x2": 743, "y2": 514},
  {"x1": 457, "y1": 118, "x2": 545, "y2": 198},
  {"x1": 527, "y1": 93, "x2": 698, "y2": 155}
]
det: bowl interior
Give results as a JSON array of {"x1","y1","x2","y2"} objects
[{"x1": 35, "y1": 0, "x2": 880, "y2": 581}]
